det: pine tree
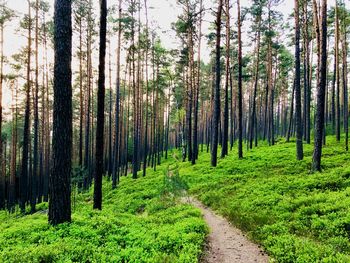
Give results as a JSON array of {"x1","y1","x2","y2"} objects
[
  {"x1": 49, "y1": 0, "x2": 72, "y2": 225},
  {"x1": 93, "y1": 0, "x2": 107, "y2": 210}
]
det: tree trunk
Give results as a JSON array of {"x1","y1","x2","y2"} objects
[
  {"x1": 237, "y1": 0, "x2": 243, "y2": 159},
  {"x1": 142, "y1": 0, "x2": 149, "y2": 176},
  {"x1": 312, "y1": 0, "x2": 327, "y2": 171},
  {"x1": 49, "y1": 0, "x2": 72, "y2": 225},
  {"x1": 211, "y1": 0, "x2": 223, "y2": 167},
  {"x1": 93, "y1": 0, "x2": 107, "y2": 210},
  {"x1": 342, "y1": 17, "x2": 348, "y2": 151},
  {"x1": 20, "y1": 0, "x2": 32, "y2": 213},
  {"x1": 221, "y1": 0, "x2": 230, "y2": 158},
  {"x1": 295, "y1": 0, "x2": 304, "y2": 160},
  {"x1": 193, "y1": 0, "x2": 203, "y2": 164},
  {"x1": 31, "y1": 0, "x2": 39, "y2": 213},
  {"x1": 112, "y1": 0, "x2": 122, "y2": 187},
  {"x1": 249, "y1": 16, "x2": 261, "y2": 149},
  {"x1": 335, "y1": 1, "x2": 341, "y2": 141}
]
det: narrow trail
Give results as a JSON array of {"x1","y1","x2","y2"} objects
[{"x1": 184, "y1": 197, "x2": 269, "y2": 263}]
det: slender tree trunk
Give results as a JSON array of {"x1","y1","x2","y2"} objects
[
  {"x1": 93, "y1": 0, "x2": 107, "y2": 210},
  {"x1": 295, "y1": 0, "x2": 304, "y2": 160},
  {"x1": 20, "y1": 0, "x2": 32, "y2": 213},
  {"x1": 332, "y1": 46, "x2": 336, "y2": 134},
  {"x1": 112, "y1": 0, "x2": 122, "y2": 187},
  {"x1": 221, "y1": 0, "x2": 230, "y2": 158},
  {"x1": 303, "y1": 0, "x2": 311, "y2": 144},
  {"x1": 211, "y1": 0, "x2": 223, "y2": 167},
  {"x1": 84, "y1": 3, "x2": 92, "y2": 188},
  {"x1": 78, "y1": 9, "x2": 83, "y2": 172},
  {"x1": 312, "y1": 0, "x2": 327, "y2": 171},
  {"x1": 193, "y1": 0, "x2": 203, "y2": 164},
  {"x1": 142, "y1": 0, "x2": 149, "y2": 176},
  {"x1": 249, "y1": 17, "x2": 261, "y2": 149},
  {"x1": 31, "y1": 0, "x2": 40, "y2": 213},
  {"x1": 8, "y1": 84, "x2": 18, "y2": 212},
  {"x1": 335, "y1": 1, "x2": 341, "y2": 141},
  {"x1": 131, "y1": 0, "x2": 138, "y2": 179},
  {"x1": 287, "y1": 80, "x2": 296, "y2": 142},
  {"x1": 237, "y1": 0, "x2": 243, "y2": 159},
  {"x1": 342, "y1": 19, "x2": 348, "y2": 151}
]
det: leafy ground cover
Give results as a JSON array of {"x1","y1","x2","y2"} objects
[
  {"x1": 3, "y1": 136, "x2": 350, "y2": 263},
  {"x1": 0, "y1": 165, "x2": 207, "y2": 263},
  {"x1": 178, "y1": 136, "x2": 350, "y2": 262}
]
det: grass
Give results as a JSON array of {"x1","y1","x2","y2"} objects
[
  {"x1": 0, "y1": 164, "x2": 208, "y2": 263},
  {"x1": 2, "y1": 135, "x2": 350, "y2": 262},
  {"x1": 178, "y1": 136, "x2": 350, "y2": 262}
]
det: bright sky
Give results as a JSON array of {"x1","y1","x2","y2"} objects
[{"x1": 1, "y1": 0, "x2": 347, "y2": 115}]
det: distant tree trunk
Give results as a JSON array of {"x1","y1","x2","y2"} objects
[
  {"x1": 331, "y1": 46, "x2": 336, "y2": 134},
  {"x1": 342, "y1": 19, "x2": 348, "y2": 151},
  {"x1": 249, "y1": 16, "x2": 261, "y2": 149},
  {"x1": 142, "y1": 0, "x2": 149, "y2": 176},
  {"x1": 267, "y1": 6, "x2": 274, "y2": 146},
  {"x1": 107, "y1": 43, "x2": 112, "y2": 176},
  {"x1": 211, "y1": 0, "x2": 223, "y2": 167},
  {"x1": 221, "y1": 0, "x2": 230, "y2": 158},
  {"x1": 230, "y1": 66, "x2": 234, "y2": 150},
  {"x1": 294, "y1": 0, "x2": 304, "y2": 160},
  {"x1": 78, "y1": 7, "x2": 84, "y2": 172},
  {"x1": 302, "y1": 0, "x2": 311, "y2": 144},
  {"x1": 193, "y1": 0, "x2": 203, "y2": 164},
  {"x1": 312, "y1": 0, "x2": 327, "y2": 171},
  {"x1": 335, "y1": 1, "x2": 340, "y2": 141},
  {"x1": 131, "y1": 0, "x2": 138, "y2": 179},
  {"x1": 8, "y1": 84, "x2": 18, "y2": 212},
  {"x1": 84, "y1": 3, "x2": 92, "y2": 188},
  {"x1": 43, "y1": 20, "x2": 50, "y2": 201},
  {"x1": 20, "y1": 0, "x2": 32, "y2": 213},
  {"x1": 112, "y1": 0, "x2": 122, "y2": 187},
  {"x1": 31, "y1": 0, "x2": 39, "y2": 213},
  {"x1": 49, "y1": 0, "x2": 72, "y2": 225},
  {"x1": 93, "y1": 0, "x2": 107, "y2": 210},
  {"x1": 237, "y1": 0, "x2": 243, "y2": 159},
  {"x1": 186, "y1": 3, "x2": 194, "y2": 163},
  {"x1": 165, "y1": 88, "x2": 171, "y2": 159}
]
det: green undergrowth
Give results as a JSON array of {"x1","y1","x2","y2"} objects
[
  {"x1": 0, "y1": 164, "x2": 208, "y2": 263},
  {"x1": 3, "y1": 135, "x2": 350, "y2": 263},
  {"x1": 178, "y1": 136, "x2": 350, "y2": 262}
]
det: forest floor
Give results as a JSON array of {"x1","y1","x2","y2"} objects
[
  {"x1": 183, "y1": 196, "x2": 268, "y2": 263},
  {"x1": 2, "y1": 135, "x2": 350, "y2": 262},
  {"x1": 0, "y1": 166, "x2": 208, "y2": 262},
  {"x1": 178, "y1": 135, "x2": 350, "y2": 262}
]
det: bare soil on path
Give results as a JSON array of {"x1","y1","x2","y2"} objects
[{"x1": 183, "y1": 197, "x2": 269, "y2": 263}]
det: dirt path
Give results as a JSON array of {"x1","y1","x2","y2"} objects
[{"x1": 183, "y1": 197, "x2": 269, "y2": 263}]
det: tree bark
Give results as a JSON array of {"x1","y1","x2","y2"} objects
[
  {"x1": 211, "y1": 0, "x2": 223, "y2": 167},
  {"x1": 312, "y1": 0, "x2": 327, "y2": 171},
  {"x1": 49, "y1": 0, "x2": 72, "y2": 225},
  {"x1": 237, "y1": 0, "x2": 243, "y2": 159},
  {"x1": 31, "y1": 0, "x2": 39, "y2": 213},
  {"x1": 295, "y1": 0, "x2": 304, "y2": 160},
  {"x1": 221, "y1": 0, "x2": 230, "y2": 158},
  {"x1": 20, "y1": 0, "x2": 32, "y2": 213},
  {"x1": 112, "y1": 0, "x2": 122, "y2": 187},
  {"x1": 93, "y1": 0, "x2": 107, "y2": 210}
]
